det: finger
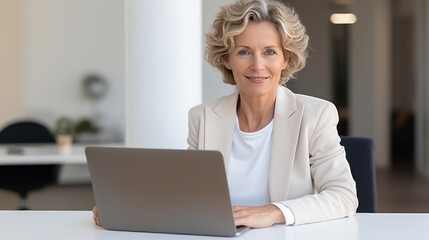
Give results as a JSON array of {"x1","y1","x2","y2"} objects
[
  {"x1": 233, "y1": 205, "x2": 281, "y2": 228},
  {"x1": 233, "y1": 207, "x2": 251, "y2": 226},
  {"x1": 234, "y1": 218, "x2": 245, "y2": 227},
  {"x1": 93, "y1": 213, "x2": 102, "y2": 226},
  {"x1": 233, "y1": 206, "x2": 249, "y2": 219},
  {"x1": 234, "y1": 212, "x2": 254, "y2": 227},
  {"x1": 233, "y1": 206, "x2": 251, "y2": 215},
  {"x1": 92, "y1": 206, "x2": 102, "y2": 226},
  {"x1": 233, "y1": 206, "x2": 247, "y2": 212},
  {"x1": 95, "y1": 216, "x2": 101, "y2": 226}
]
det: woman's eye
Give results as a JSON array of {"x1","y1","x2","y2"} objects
[
  {"x1": 265, "y1": 49, "x2": 276, "y2": 55},
  {"x1": 238, "y1": 50, "x2": 250, "y2": 55}
]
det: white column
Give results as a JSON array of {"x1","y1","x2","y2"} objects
[
  {"x1": 415, "y1": 0, "x2": 429, "y2": 178},
  {"x1": 350, "y1": 0, "x2": 392, "y2": 169},
  {"x1": 125, "y1": 0, "x2": 202, "y2": 148}
]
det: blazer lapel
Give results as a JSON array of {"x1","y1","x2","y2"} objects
[
  {"x1": 205, "y1": 92, "x2": 239, "y2": 167},
  {"x1": 269, "y1": 87, "x2": 304, "y2": 202}
]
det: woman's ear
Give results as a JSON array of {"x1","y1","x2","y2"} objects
[
  {"x1": 283, "y1": 51, "x2": 290, "y2": 70},
  {"x1": 223, "y1": 55, "x2": 232, "y2": 70}
]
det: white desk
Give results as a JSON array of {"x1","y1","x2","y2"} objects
[
  {"x1": 1, "y1": 211, "x2": 428, "y2": 240},
  {"x1": 0, "y1": 144, "x2": 87, "y2": 165},
  {"x1": 0, "y1": 144, "x2": 121, "y2": 183},
  {"x1": 0, "y1": 143, "x2": 123, "y2": 165}
]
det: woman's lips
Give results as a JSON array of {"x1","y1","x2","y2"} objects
[{"x1": 247, "y1": 76, "x2": 269, "y2": 83}]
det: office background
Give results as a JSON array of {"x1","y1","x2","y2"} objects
[{"x1": 0, "y1": 0, "x2": 428, "y2": 212}]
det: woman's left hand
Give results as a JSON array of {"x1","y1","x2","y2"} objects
[
  {"x1": 233, "y1": 205, "x2": 285, "y2": 228},
  {"x1": 92, "y1": 206, "x2": 102, "y2": 226}
]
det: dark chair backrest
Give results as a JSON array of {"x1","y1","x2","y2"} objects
[
  {"x1": 0, "y1": 120, "x2": 58, "y2": 209},
  {"x1": 340, "y1": 136, "x2": 377, "y2": 213},
  {"x1": 0, "y1": 121, "x2": 55, "y2": 144}
]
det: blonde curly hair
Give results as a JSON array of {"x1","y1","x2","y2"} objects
[{"x1": 205, "y1": 0, "x2": 309, "y2": 85}]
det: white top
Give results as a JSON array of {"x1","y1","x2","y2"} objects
[
  {"x1": 227, "y1": 116, "x2": 273, "y2": 206},
  {"x1": 228, "y1": 116, "x2": 295, "y2": 225},
  {"x1": 1, "y1": 211, "x2": 428, "y2": 240}
]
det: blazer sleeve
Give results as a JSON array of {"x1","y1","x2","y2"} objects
[
  {"x1": 279, "y1": 102, "x2": 358, "y2": 225},
  {"x1": 187, "y1": 105, "x2": 203, "y2": 150}
]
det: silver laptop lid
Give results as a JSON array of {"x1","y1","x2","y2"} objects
[{"x1": 86, "y1": 147, "x2": 239, "y2": 237}]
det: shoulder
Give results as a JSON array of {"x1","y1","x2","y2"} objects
[
  {"x1": 188, "y1": 91, "x2": 238, "y2": 118},
  {"x1": 295, "y1": 94, "x2": 337, "y2": 116},
  {"x1": 277, "y1": 86, "x2": 337, "y2": 117},
  {"x1": 290, "y1": 93, "x2": 340, "y2": 136},
  {"x1": 276, "y1": 86, "x2": 339, "y2": 130},
  {"x1": 298, "y1": 95, "x2": 339, "y2": 132}
]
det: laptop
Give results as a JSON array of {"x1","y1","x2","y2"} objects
[{"x1": 85, "y1": 147, "x2": 250, "y2": 237}]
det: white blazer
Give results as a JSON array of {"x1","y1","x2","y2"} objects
[{"x1": 187, "y1": 86, "x2": 358, "y2": 225}]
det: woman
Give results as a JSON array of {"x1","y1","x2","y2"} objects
[
  {"x1": 93, "y1": 0, "x2": 357, "y2": 228},
  {"x1": 187, "y1": 0, "x2": 357, "y2": 228}
]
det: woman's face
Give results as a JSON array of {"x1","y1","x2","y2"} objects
[{"x1": 224, "y1": 21, "x2": 289, "y2": 99}]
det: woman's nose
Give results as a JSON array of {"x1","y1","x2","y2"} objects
[{"x1": 250, "y1": 55, "x2": 265, "y2": 71}]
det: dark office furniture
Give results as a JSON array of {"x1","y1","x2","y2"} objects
[
  {"x1": 0, "y1": 121, "x2": 59, "y2": 210},
  {"x1": 340, "y1": 136, "x2": 377, "y2": 213}
]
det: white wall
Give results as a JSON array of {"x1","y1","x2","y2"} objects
[
  {"x1": 0, "y1": 0, "x2": 21, "y2": 128},
  {"x1": 18, "y1": 0, "x2": 125, "y2": 141}
]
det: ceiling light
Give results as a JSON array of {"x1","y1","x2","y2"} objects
[{"x1": 330, "y1": 13, "x2": 357, "y2": 24}]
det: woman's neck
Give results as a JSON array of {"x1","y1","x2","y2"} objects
[{"x1": 236, "y1": 92, "x2": 276, "y2": 132}]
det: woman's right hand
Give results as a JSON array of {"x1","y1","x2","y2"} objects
[{"x1": 92, "y1": 206, "x2": 102, "y2": 226}]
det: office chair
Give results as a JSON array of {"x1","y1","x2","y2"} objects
[
  {"x1": 340, "y1": 136, "x2": 377, "y2": 213},
  {"x1": 0, "y1": 121, "x2": 60, "y2": 210}
]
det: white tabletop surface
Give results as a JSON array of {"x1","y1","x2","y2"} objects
[
  {"x1": 0, "y1": 144, "x2": 87, "y2": 165},
  {"x1": 1, "y1": 211, "x2": 428, "y2": 240},
  {"x1": 0, "y1": 143, "x2": 122, "y2": 183},
  {"x1": 0, "y1": 143, "x2": 122, "y2": 165}
]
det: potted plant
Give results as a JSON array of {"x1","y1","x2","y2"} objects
[
  {"x1": 74, "y1": 118, "x2": 100, "y2": 143},
  {"x1": 53, "y1": 117, "x2": 75, "y2": 154}
]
